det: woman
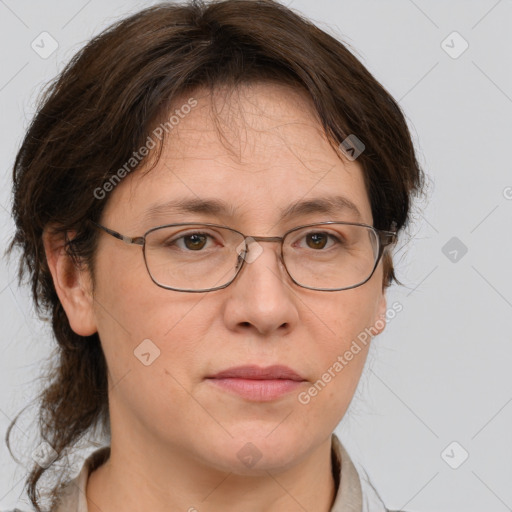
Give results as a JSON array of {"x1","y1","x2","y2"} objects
[{"x1": 5, "y1": 1, "x2": 424, "y2": 511}]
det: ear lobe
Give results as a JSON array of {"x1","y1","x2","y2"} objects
[{"x1": 43, "y1": 229, "x2": 97, "y2": 336}]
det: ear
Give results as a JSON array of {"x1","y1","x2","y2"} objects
[
  {"x1": 371, "y1": 291, "x2": 388, "y2": 337},
  {"x1": 43, "y1": 229, "x2": 97, "y2": 336}
]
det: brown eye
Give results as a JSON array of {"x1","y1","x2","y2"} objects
[
  {"x1": 305, "y1": 233, "x2": 328, "y2": 249},
  {"x1": 183, "y1": 234, "x2": 208, "y2": 250}
]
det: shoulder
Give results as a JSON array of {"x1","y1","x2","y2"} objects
[{"x1": 2, "y1": 446, "x2": 112, "y2": 512}]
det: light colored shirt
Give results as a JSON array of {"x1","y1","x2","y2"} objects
[{"x1": 7, "y1": 434, "x2": 400, "y2": 512}]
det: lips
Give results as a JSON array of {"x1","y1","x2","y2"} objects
[
  {"x1": 206, "y1": 365, "x2": 307, "y2": 401},
  {"x1": 207, "y1": 365, "x2": 306, "y2": 381}
]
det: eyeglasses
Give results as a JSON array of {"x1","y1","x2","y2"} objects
[{"x1": 90, "y1": 220, "x2": 397, "y2": 292}]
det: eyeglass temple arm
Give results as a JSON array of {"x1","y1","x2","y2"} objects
[
  {"x1": 91, "y1": 221, "x2": 144, "y2": 246},
  {"x1": 379, "y1": 221, "x2": 398, "y2": 247}
]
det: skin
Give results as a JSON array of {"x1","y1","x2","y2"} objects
[{"x1": 44, "y1": 82, "x2": 388, "y2": 512}]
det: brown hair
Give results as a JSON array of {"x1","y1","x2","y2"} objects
[{"x1": 5, "y1": 0, "x2": 424, "y2": 510}]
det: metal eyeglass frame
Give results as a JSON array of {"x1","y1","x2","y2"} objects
[{"x1": 90, "y1": 220, "x2": 398, "y2": 292}]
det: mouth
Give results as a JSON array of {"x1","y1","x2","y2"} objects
[{"x1": 205, "y1": 365, "x2": 307, "y2": 402}]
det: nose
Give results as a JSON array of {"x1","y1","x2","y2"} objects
[{"x1": 221, "y1": 238, "x2": 299, "y2": 337}]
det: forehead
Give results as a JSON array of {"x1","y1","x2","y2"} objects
[
  {"x1": 167, "y1": 82, "x2": 341, "y2": 168},
  {"x1": 103, "y1": 82, "x2": 373, "y2": 228}
]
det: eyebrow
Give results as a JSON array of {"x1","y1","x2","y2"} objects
[{"x1": 141, "y1": 195, "x2": 363, "y2": 224}]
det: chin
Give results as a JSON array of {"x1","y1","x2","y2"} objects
[{"x1": 202, "y1": 427, "x2": 309, "y2": 475}]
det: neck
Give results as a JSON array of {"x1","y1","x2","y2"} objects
[{"x1": 86, "y1": 435, "x2": 337, "y2": 512}]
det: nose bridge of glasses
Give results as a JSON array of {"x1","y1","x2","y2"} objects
[
  {"x1": 236, "y1": 235, "x2": 285, "y2": 268},
  {"x1": 242, "y1": 235, "x2": 284, "y2": 258},
  {"x1": 249, "y1": 235, "x2": 283, "y2": 243}
]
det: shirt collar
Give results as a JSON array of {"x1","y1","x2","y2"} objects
[{"x1": 330, "y1": 433, "x2": 363, "y2": 511}]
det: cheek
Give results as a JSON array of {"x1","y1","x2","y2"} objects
[
  {"x1": 296, "y1": 287, "x2": 380, "y2": 419},
  {"x1": 92, "y1": 274, "x2": 216, "y2": 440},
  {"x1": 305, "y1": 283, "x2": 381, "y2": 353},
  {"x1": 94, "y1": 242, "x2": 193, "y2": 336},
  {"x1": 92, "y1": 247, "x2": 214, "y2": 389}
]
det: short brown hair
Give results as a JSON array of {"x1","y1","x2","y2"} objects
[{"x1": 6, "y1": 1, "x2": 424, "y2": 510}]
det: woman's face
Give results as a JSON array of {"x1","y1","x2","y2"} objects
[{"x1": 77, "y1": 82, "x2": 388, "y2": 473}]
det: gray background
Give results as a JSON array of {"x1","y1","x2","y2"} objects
[{"x1": 1, "y1": 1, "x2": 511, "y2": 511}]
